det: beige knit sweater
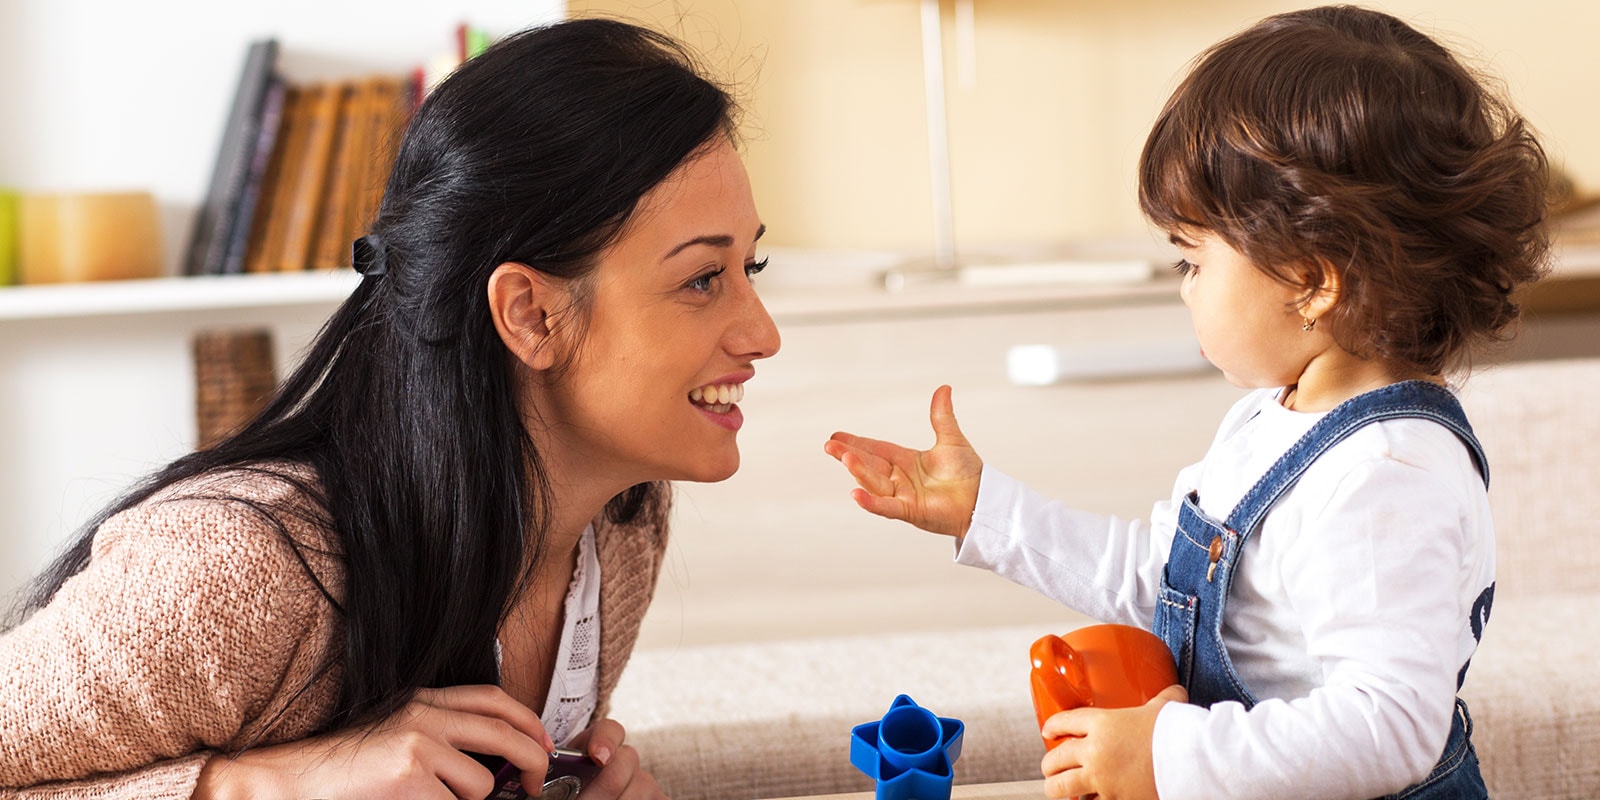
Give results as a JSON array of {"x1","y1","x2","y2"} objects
[{"x1": 0, "y1": 467, "x2": 670, "y2": 799}]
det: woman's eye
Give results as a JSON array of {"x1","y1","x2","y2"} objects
[
  {"x1": 687, "y1": 266, "x2": 727, "y2": 293},
  {"x1": 745, "y1": 257, "x2": 769, "y2": 277},
  {"x1": 1172, "y1": 259, "x2": 1197, "y2": 277}
]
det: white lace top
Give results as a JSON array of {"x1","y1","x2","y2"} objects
[{"x1": 496, "y1": 523, "x2": 602, "y2": 746}]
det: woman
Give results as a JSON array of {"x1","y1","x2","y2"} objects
[{"x1": 0, "y1": 18, "x2": 778, "y2": 800}]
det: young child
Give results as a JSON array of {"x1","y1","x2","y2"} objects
[{"x1": 824, "y1": 7, "x2": 1548, "y2": 799}]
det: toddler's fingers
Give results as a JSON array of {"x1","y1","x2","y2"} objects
[
  {"x1": 928, "y1": 385, "x2": 969, "y2": 446},
  {"x1": 1040, "y1": 733, "x2": 1083, "y2": 776},
  {"x1": 1043, "y1": 765, "x2": 1091, "y2": 800},
  {"x1": 1153, "y1": 684, "x2": 1189, "y2": 705},
  {"x1": 1040, "y1": 708, "x2": 1096, "y2": 740},
  {"x1": 851, "y1": 488, "x2": 910, "y2": 521},
  {"x1": 830, "y1": 432, "x2": 915, "y2": 467},
  {"x1": 838, "y1": 450, "x2": 899, "y2": 498}
]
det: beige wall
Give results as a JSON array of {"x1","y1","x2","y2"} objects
[{"x1": 568, "y1": 0, "x2": 1597, "y2": 255}]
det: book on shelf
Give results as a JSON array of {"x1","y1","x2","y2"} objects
[
  {"x1": 229, "y1": 75, "x2": 415, "y2": 275},
  {"x1": 275, "y1": 82, "x2": 345, "y2": 272},
  {"x1": 245, "y1": 84, "x2": 309, "y2": 274},
  {"x1": 219, "y1": 76, "x2": 287, "y2": 275},
  {"x1": 310, "y1": 82, "x2": 365, "y2": 271},
  {"x1": 183, "y1": 39, "x2": 280, "y2": 277},
  {"x1": 190, "y1": 26, "x2": 494, "y2": 276}
]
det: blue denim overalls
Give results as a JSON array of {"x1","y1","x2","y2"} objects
[{"x1": 1152, "y1": 381, "x2": 1494, "y2": 799}]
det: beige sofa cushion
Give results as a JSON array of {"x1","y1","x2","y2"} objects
[
  {"x1": 614, "y1": 625, "x2": 1047, "y2": 800},
  {"x1": 616, "y1": 607, "x2": 1594, "y2": 800},
  {"x1": 1460, "y1": 358, "x2": 1600, "y2": 597}
]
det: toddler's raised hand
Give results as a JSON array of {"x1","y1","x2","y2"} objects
[{"x1": 824, "y1": 385, "x2": 983, "y2": 538}]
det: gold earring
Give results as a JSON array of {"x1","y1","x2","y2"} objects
[{"x1": 1302, "y1": 316, "x2": 1317, "y2": 332}]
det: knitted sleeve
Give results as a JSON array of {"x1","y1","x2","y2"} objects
[
  {"x1": 0, "y1": 755, "x2": 209, "y2": 800},
  {"x1": 592, "y1": 487, "x2": 673, "y2": 720},
  {"x1": 0, "y1": 485, "x2": 340, "y2": 797}
]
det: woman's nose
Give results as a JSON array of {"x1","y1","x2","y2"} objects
[{"x1": 733, "y1": 286, "x2": 781, "y2": 360}]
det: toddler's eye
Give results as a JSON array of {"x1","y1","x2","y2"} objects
[{"x1": 1172, "y1": 259, "x2": 1197, "y2": 277}]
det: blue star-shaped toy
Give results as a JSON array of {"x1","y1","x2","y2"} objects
[{"x1": 849, "y1": 694, "x2": 964, "y2": 800}]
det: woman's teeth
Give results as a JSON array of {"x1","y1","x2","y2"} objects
[{"x1": 689, "y1": 383, "x2": 744, "y2": 407}]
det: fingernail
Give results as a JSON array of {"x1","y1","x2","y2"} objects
[{"x1": 592, "y1": 746, "x2": 612, "y2": 765}]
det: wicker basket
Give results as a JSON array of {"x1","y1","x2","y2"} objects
[{"x1": 193, "y1": 328, "x2": 277, "y2": 449}]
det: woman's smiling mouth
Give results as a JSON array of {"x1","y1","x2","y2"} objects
[
  {"x1": 690, "y1": 382, "x2": 746, "y2": 430},
  {"x1": 689, "y1": 382, "x2": 744, "y2": 411}
]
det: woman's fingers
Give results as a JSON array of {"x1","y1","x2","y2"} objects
[
  {"x1": 403, "y1": 734, "x2": 500, "y2": 800},
  {"x1": 591, "y1": 744, "x2": 668, "y2": 800},
  {"x1": 393, "y1": 692, "x2": 552, "y2": 794},
  {"x1": 431, "y1": 711, "x2": 550, "y2": 780},
  {"x1": 577, "y1": 718, "x2": 627, "y2": 765},
  {"x1": 414, "y1": 685, "x2": 554, "y2": 752}
]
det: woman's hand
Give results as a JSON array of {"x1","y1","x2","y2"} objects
[
  {"x1": 823, "y1": 385, "x2": 984, "y2": 538},
  {"x1": 194, "y1": 685, "x2": 553, "y2": 800},
  {"x1": 564, "y1": 717, "x2": 668, "y2": 799},
  {"x1": 1039, "y1": 684, "x2": 1188, "y2": 800}
]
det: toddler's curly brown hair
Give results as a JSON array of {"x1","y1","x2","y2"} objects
[{"x1": 1139, "y1": 5, "x2": 1550, "y2": 376}]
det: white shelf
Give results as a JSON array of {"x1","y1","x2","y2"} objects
[
  {"x1": 3, "y1": 242, "x2": 1593, "y2": 326},
  {"x1": 0, "y1": 270, "x2": 362, "y2": 322}
]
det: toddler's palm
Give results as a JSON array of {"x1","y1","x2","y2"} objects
[{"x1": 824, "y1": 385, "x2": 982, "y2": 538}]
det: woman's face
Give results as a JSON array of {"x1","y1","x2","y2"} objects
[{"x1": 541, "y1": 140, "x2": 780, "y2": 486}]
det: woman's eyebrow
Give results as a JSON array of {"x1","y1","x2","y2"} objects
[{"x1": 660, "y1": 224, "x2": 767, "y2": 262}]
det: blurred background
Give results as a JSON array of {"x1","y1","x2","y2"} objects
[
  {"x1": 2, "y1": 0, "x2": 1596, "y2": 640},
  {"x1": 4, "y1": 1, "x2": 1598, "y2": 258}
]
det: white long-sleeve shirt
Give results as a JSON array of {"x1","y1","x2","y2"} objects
[{"x1": 958, "y1": 388, "x2": 1495, "y2": 800}]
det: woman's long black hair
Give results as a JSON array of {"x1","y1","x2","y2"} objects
[{"x1": 10, "y1": 18, "x2": 735, "y2": 730}]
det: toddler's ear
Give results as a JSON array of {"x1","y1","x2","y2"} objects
[
  {"x1": 1300, "y1": 257, "x2": 1343, "y2": 319},
  {"x1": 486, "y1": 262, "x2": 574, "y2": 372}
]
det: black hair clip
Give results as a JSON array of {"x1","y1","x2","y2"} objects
[{"x1": 351, "y1": 234, "x2": 388, "y2": 277}]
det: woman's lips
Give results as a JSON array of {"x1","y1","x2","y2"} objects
[{"x1": 690, "y1": 381, "x2": 746, "y2": 431}]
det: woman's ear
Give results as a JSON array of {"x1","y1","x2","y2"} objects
[{"x1": 487, "y1": 262, "x2": 570, "y2": 372}]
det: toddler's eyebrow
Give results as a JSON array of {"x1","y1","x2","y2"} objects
[{"x1": 1168, "y1": 232, "x2": 1196, "y2": 248}]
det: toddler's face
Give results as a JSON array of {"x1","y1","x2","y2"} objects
[{"x1": 1170, "y1": 230, "x2": 1319, "y2": 391}]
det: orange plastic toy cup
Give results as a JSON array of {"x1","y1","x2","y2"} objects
[{"x1": 1028, "y1": 624, "x2": 1179, "y2": 749}]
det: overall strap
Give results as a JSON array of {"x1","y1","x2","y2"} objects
[{"x1": 1224, "y1": 380, "x2": 1488, "y2": 538}]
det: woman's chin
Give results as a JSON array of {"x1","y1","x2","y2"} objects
[{"x1": 673, "y1": 451, "x2": 741, "y2": 484}]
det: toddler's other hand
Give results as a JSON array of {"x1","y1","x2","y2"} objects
[
  {"x1": 1039, "y1": 684, "x2": 1188, "y2": 800},
  {"x1": 823, "y1": 385, "x2": 983, "y2": 538}
]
